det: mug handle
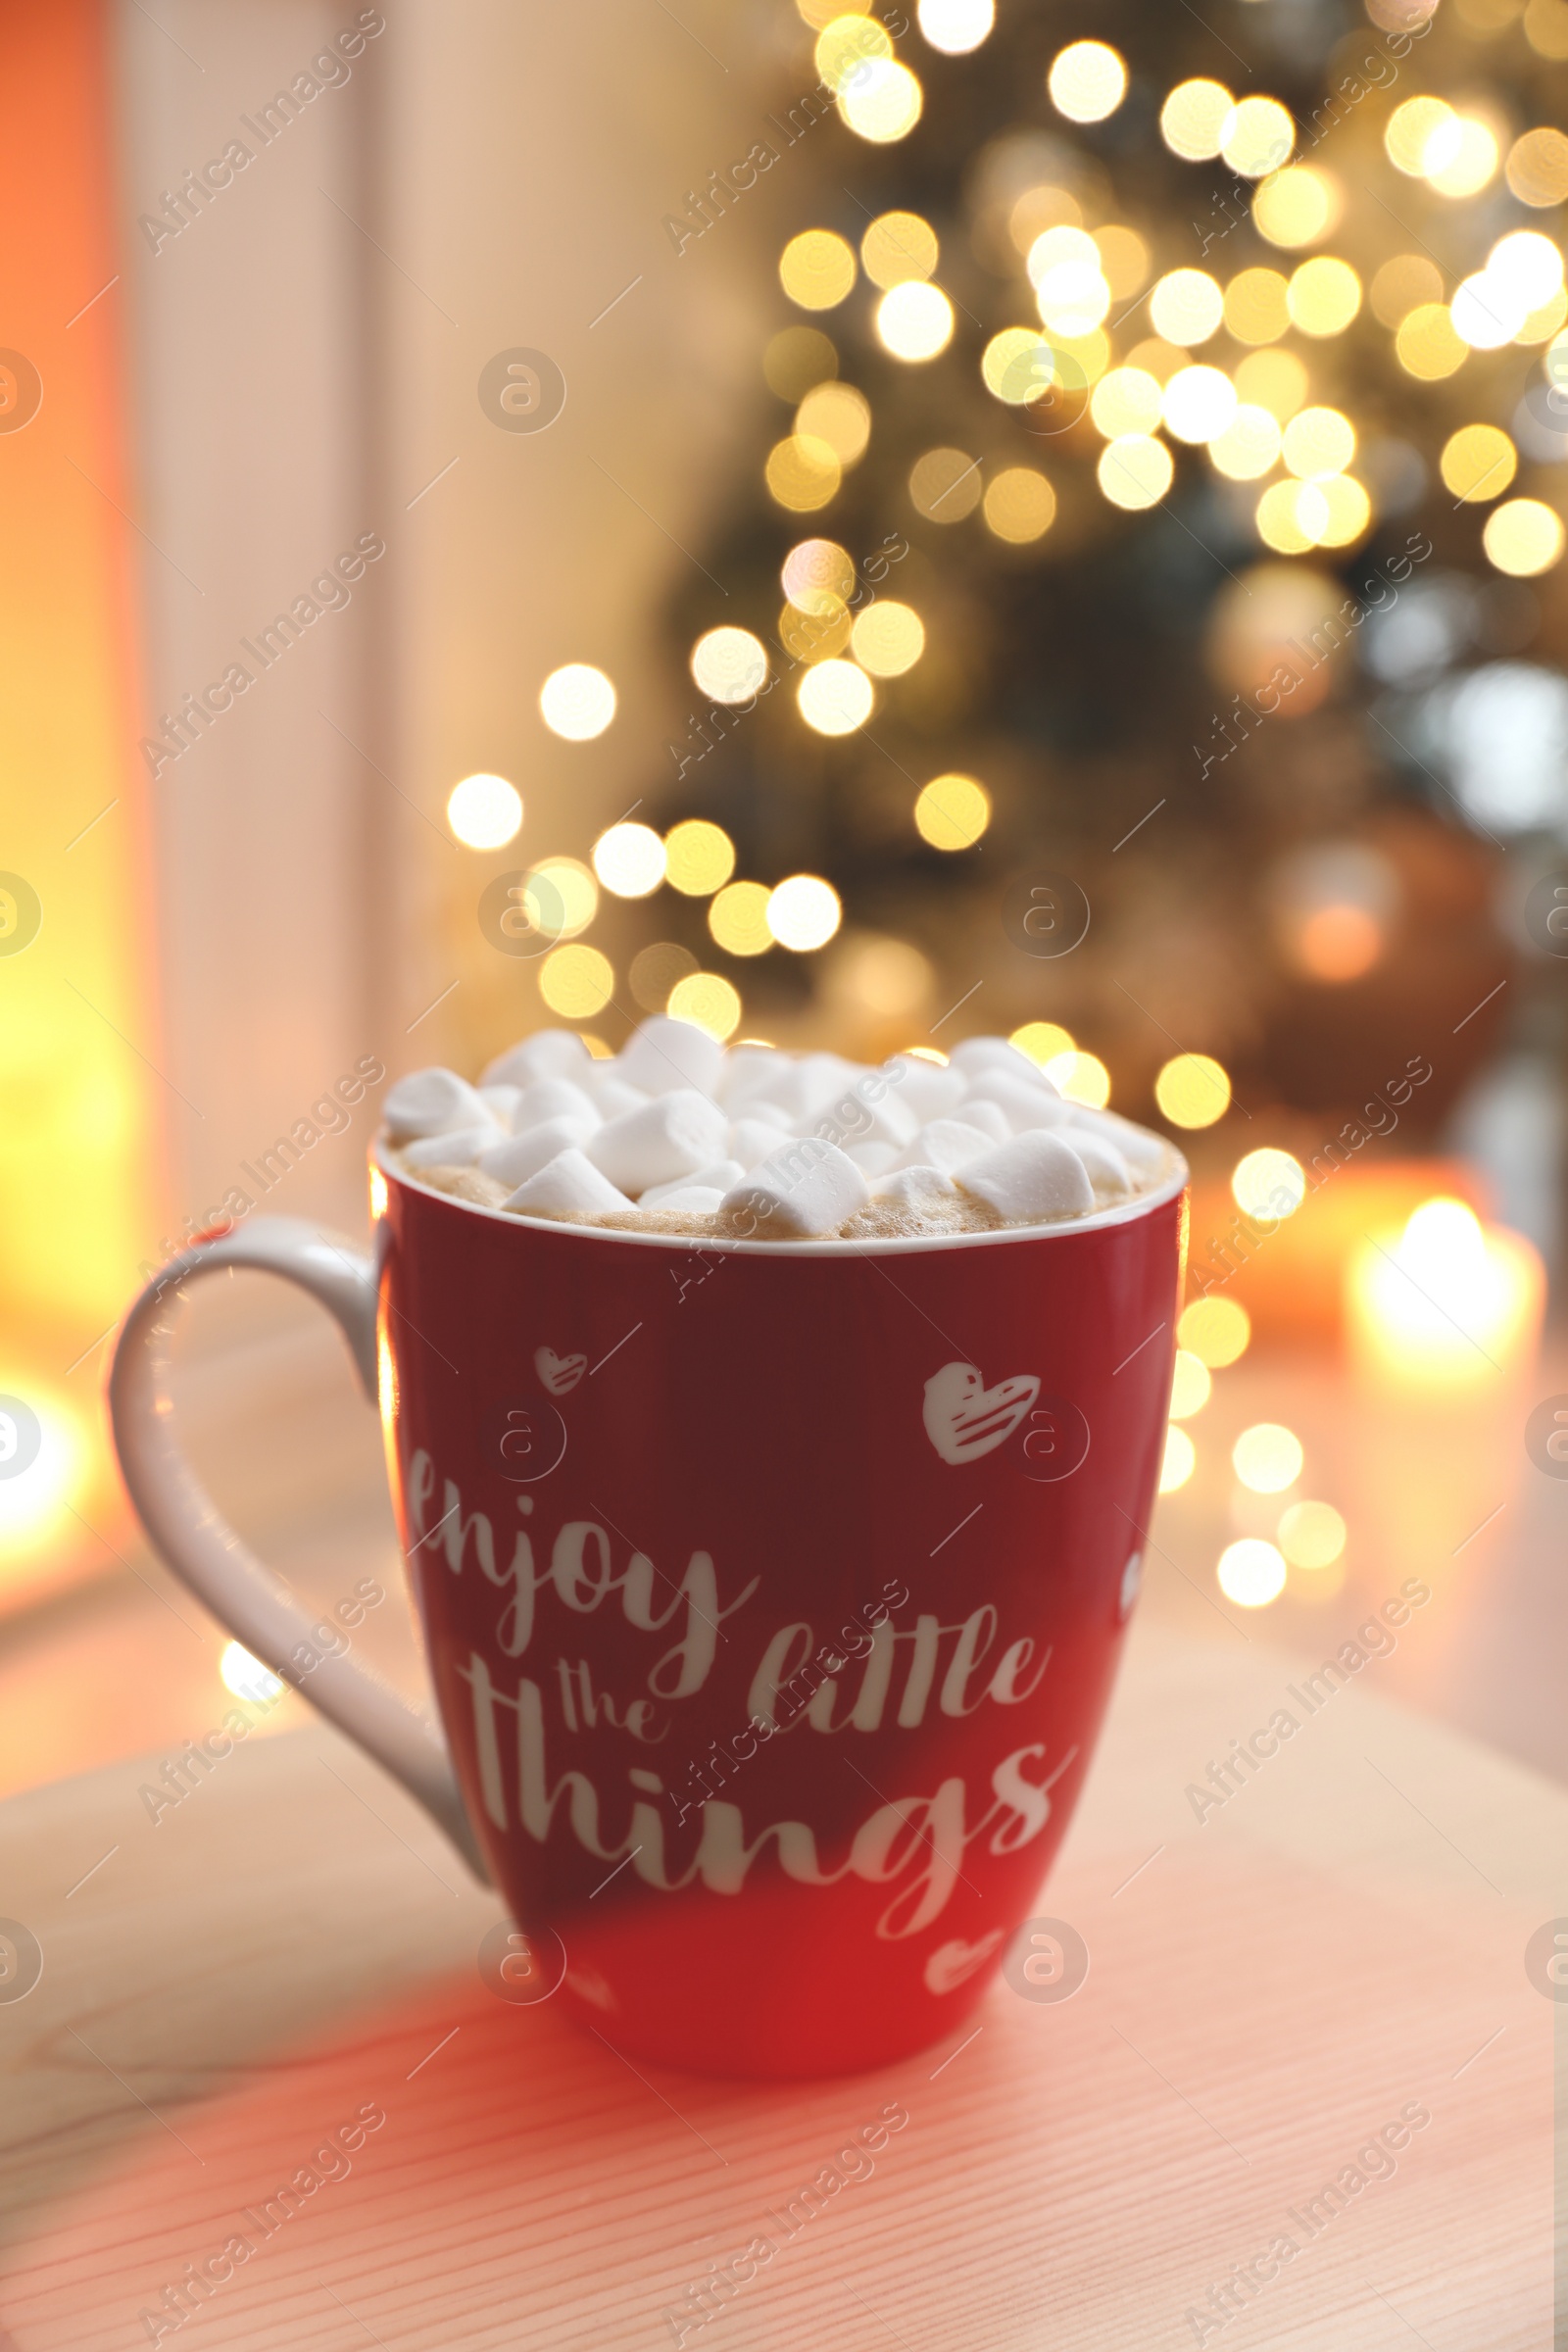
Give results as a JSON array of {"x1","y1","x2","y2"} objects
[{"x1": 109, "y1": 1214, "x2": 487, "y2": 1882}]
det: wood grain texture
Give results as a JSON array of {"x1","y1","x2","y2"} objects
[{"x1": 0, "y1": 1614, "x2": 1560, "y2": 2350}]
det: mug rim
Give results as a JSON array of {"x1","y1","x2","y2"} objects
[{"x1": 374, "y1": 1140, "x2": 1190, "y2": 1259}]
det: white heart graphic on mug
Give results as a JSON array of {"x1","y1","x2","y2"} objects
[
  {"x1": 922, "y1": 1361, "x2": 1040, "y2": 1466},
  {"x1": 923, "y1": 1930, "x2": 1004, "y2": 1995},
  {"x1": 534, "y1": 1345, "x2": 587, "y2": 1396}
]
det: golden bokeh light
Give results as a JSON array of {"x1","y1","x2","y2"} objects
[
  {"x1": 1048, "y1": 39, "x2": 1127, "y2": 122},
  {"x1": 220, "y1": 1642, "x2": 282, "y2": 1705},
  {"x1": 909, "y1": 445, "x2": 983, "y2": 520},
  {"x1": 1053, "y1": 327, "x2": 1111, "y2": 386},
  {"x1": 1452, "y1": 271, "x2": 1526, "y2": 349},
  {"x1": 539, "y1": 663, "x2": 616, "y2": 741},
  {"x1": 1209, "y1": 404, "x2": 1283, "y2": 480},
  {"x1": 839, "y1": 56, "x2": 924, "y2": 141},
  {"x1": 1395, "y1": 301, "x2": 1468, "y2": 379},
  {"x1": 767, "y1": 873, "x2": 843, "y2": 951},
  {"x1": 592, "y1": 821, "x2": 665, "y2": 900},
  {"x1": 1223, "y1": 95, "x2": 1295, "y2": 178},
  {"x1": 1282, "y1": 404, "x2": 1354, "y2": 479},
  {"x1": 782, "y1": 537, "x2": 856, "y2": 608},
  {"x1": 1441, "y1": 423, "x2": 1518, "y2": 503},
  {"x1": 914, "y1": 773, "x2": 991, "y2": 850},
  {"x1": 1483, "y1": 497, "x2": 1566, "y2": 575},
  {"x1": 1233, "y1": 1421, "x2": 1304, "y2": 1494},
  {"x1": 1155, "y1": 1052, "x2": 1231, "y2": 1127},
  {"x1": 917, "y1": 0, "x2": 995, "y2": 53},
  {"x1": 1429, "y1": 117, "x2": 1498, "y2": 198},
  {"x1": 1032, "y1": 239, "x2": 1112, "y2": 337},
  {"x1": 1217, "y1": 1539, "x2": 1286, "y2": 1608},
  {"x1": 1008, "y1": 182, "x2": 1083, "y2": 252},
  {"x1": 1232, "y1": 1146, "x2": 1306, "y2": 1220},
  {"x1": 981, "y1": 325, "x2": 1057, "y2": 404},
  {"x1": 779, "y1": 594, "x2": 852, "y2": 662},
  {"x1": 1252, "y1": 165, "x2": 1341, "y2": 249},
  {"x1": 1160, "y1": 77, "x2": 1235, "y2": 161},
  {"x1": 1178, "y1": 1294, "x2": 1251, "y2": 1368},
  {"x1": 1234, "y1": 346, "x2": 1309, "y2": 419},
  {"x1": 831, "y1": 933, "x2": 934, "y2": 1014},
  {"x1": 763, "y1": 325, "x2": 838, "y2": 400},
  {"x1": 798, "y1": 659, "x2": 874, "y2": 734},
  {"x1": 629, "y1": 941, "x2": 697, "y2": 1014},
  {"x1": 1159, "y1": 1424, "x2": 1197, "y2": 1494},
  {"x1": 779, "y1": 228, "x2": 858, "y2": 310},
  {"x1": 1277, "y1": 1498, "x2": 1347, "y2": 1571},
  {"x1": 1149, "y1": 269, "x2": 1225, "y2": 346},
  {"x1": 691, "y1": 626, "x2": 768, "y2": 706},
  {"x1": 667, "y1": 971, "x2": 743, "y2": 1041},
  {"x1": 1256, "y1": 478, "x2": 1318, "y2": 555},
  {"x1": 1168, "y1": 1348, "x2": 1212, "y2": 1420},
  {"x1": 1026, "y1": 221, "x2": 1099, "y2": 283},
  {"x1": 1223, "y1": 267, "x2": 1291, "y2": 344},
  {"x1": 1527, "y1": 0, "x2": 1568, "y2": 53},
  {"x1": 851, "y1": 600, "x2": 926, "y2": 674},
  {"x1": 1489, "y1": 228, "x2": 1565, "y2": 308},
  {"x1": 446, "y1": 772, "x2": 521, "y2": 851},
  {"x1": 1009, "y1": 1020, "x2": 1074, "y2": 1064},
  {"x1": 796, "y1": 381, "x2": 871, "y2": 466},
  {"x1": 1099, "y1": 433, "x2": 1175, "y2": 511},
  {"x1": 526, "y1": 856, "x2": 598, "y2": 940},
  {"x1": 766, "y1": 434, "x2": 842, "y2": 511},
  {"x1": 1286, "y1": 255, "x2": 1361, "y2": 336},
  {"x1": 1386, "y1": 96, "x2": 1460, "y2": 177},
  {"x1": 796, "y1": 0, "x2": 870, "y2": 31},
  {"x1": 663, "y1": 819, "x2": 736, "y2": 897},
  {"x1": 539, "y1": 943, "x2": 613, "y2": 1019},
  {"x1": 1370, "y1": 253, "x2": 1444, "y2": 326},
  {"x1": 860, "y1": 210, "x2": 939, "y2": 288},
  {"x1": 1314, "y1": 475, "x2": 1372, "y2": 546},
  {"x1": 1520, "y1": 289, "x2": 1568, "y2": 343},
  {"x1": 1163, "y1": 365, "x2": 1238, "y2": 445},
  {"x1": 815, "y1": 11, "x2": 891, "y2": 87},
  {"x1": 1094, "y1": 224, "x2": 1151, "y2": 299},
  {"x1": 1045, "y1": 1049, "x2": 1110, "y2": 1107},
  {"x1": 1507, "y1": 125, "x2": 1568, "y2": 206},
  {"x1": 1091, "y1": 367, "x2": 1164, "y2": 438},
  {"x1": 709, "y1": 881, "x2": 774, "y2": 956},
  {"x1": 983, "y1": 466, "x2": 1057, "y2": 542},
  {"x1": 1125, "y1": 336, "x2": 1188, "y2": 384},
  {"x1": 876, "y1": 279, "x2": 956, "y2": 361}
]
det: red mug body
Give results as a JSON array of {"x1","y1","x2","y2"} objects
[{"x1": 376, "y1": 1153, "x2": 1187, "y2": 2078}]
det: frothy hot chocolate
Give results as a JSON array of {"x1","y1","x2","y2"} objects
[{"x1": 381, "y1": 1019, "x2": 1178, "y2": 1242}]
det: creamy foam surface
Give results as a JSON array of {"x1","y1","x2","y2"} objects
[{"x1": 381, "y1": 1020, "x2": 1179, "y2": 1243}]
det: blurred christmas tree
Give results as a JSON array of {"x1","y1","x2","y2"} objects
[{"x1": 603, "y1": 0, "x2": 1568, "y2": 1146}]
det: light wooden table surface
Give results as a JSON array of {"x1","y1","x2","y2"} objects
[{"x1": 1, "y1": 1609, "x2": 1562, "y2": 2351}]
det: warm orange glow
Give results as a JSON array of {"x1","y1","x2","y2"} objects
[
  {"x1": 1346, "y1": 1200, "x2": 1544, "y2": 1393},
  {"x1": 1294, "y1": 903, "x2": 1383, "y2": 981},
  {"x1": 0, "y1": 8, "x2": 157, "y2": 1606}
]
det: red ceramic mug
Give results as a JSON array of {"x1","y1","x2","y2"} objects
[{"x1": 111, "y1": 1142, "x2": 1187, "y2": 2078}]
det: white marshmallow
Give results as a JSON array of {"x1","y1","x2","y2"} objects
[
  {"x1": 886, "y1": 1055, "x2": 967, "y2": 1122},
  {"x1": 815, "y1": 1078, "x2": 919, "y2": 1151},
  {"x1": 957, "y1": 1132, "x2": 1095, "y2": 1222},
  {"x1": 641, "y1": 1185, "x2": 724, "y2": 1214},
  {"x1": 505, "y1": 1149, "x2": 633, "y2": 1220},
  {"x1": 717, "y1": 1045, "x2": 782, "y2": 1104},
  {"x1": 959, "y1": 1098, "x2": 1010, "y2": 1145},
  {"x1": 871, "y1": 1163, "x2": 960, "y2": 1209},
  {"x1": 514, "y1": 1077, "x2": 600, "y2": 1132},
  {"x1": 896, "y1": 1117, "x2": 999, "y2": 1175},
  {"x1": 1065, "y1": 1133, "x2": 1132, "y2": 1196},
  {"x1": 482, "y1": 1031, "x2": 591, "y2": 1088},
  {"x1": 615, "y1": 1016, "x2": 725, "y2": 1100},
  {"x1": 846, "y1": 1141, "x2": 900, "y2": 1177},
  {"x1": 384, "y1": 1067, "x2": 492, "y2": 1143},
  {"x1": 1068, "y1": 1106, "x2": 1168, "y2": 1172},
  {"x1": 586, "y1": 1077, "x2": 651, "y2": 1121},
  {"x1": 949, "y1": 1036, "x2": 1042, "y2": 1080},
  {"x1": 587, "y1": 1091, "x2": 730, "y2": 1196},
  {"x1": 729, "y1": 1116, "x2": 796, "y2": 1170},
  {"x1": 719, "y1": 1138, "x2": 868, "y2": 1237},
  {"x1": 400, "y1": 1122, "x2": 504, "y2": 1169},
  {"x1": 478, "y1": 1117, "x2": 599, "y2": 1188},
  {"x1": 478, "y1": 1084, "x2": 521, "y2": 1126},
  {"x1": 640, "y1": 1159, "x2": 744, "y2": 1207},
  {"x1": 962, "y1": 1070, "x2": 1070, "y2": 1132}
]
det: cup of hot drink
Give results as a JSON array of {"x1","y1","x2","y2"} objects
[{"x1": 112, "y1": 1020, "x2": 1186, "y2": 2078}]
